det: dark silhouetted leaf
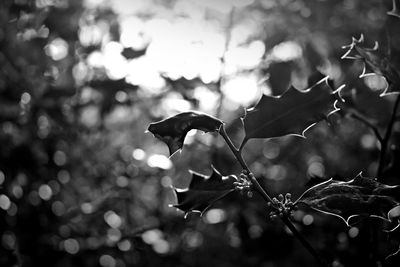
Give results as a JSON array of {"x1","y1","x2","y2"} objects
[
  {"x1": 148, "y1": 111, "x2": 223, "y2": 156},
  {"x1": 172, "y1": 167, "x2": 237, "y2": 215},
  {"x1": 338, "y1": 82, "x2": 393, "y2": 127},
  {"x1": 295, "y1": 174, "x2": 400, "y2": 225},
  {"x1": 266, "y1": 61, "x2": 293, "y2": 96},
  {"x1": 121, "y1": 47, "x2": 147, "y2": 59},
  {"x1": 241, "y1": 77, "x2": 341, "y2": 147},
  {"x1": 342, "y1": 34, "x2": 400, "y2": 95}
]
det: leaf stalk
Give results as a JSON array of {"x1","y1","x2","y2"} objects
[
  {"x1": 350, "y1": 112, "x2": 383, "y2": 143},
  {"x1": 219, "y1": 125, "x2": 274, "y2": 204}
]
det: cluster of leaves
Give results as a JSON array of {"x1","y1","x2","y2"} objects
[
  {"x1": 149, "y1": 77, "x2": 400, "y2": 228},
  {"x1": 148, "y1": 1, "x2": 400, "y2": 263},
  {"x1": 148, "y1": 77, "x2": 342, "y2": 212}
]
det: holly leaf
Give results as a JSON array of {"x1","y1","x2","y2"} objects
[
  {"x1": 295, "y1": 173, "x2": 400, "y2": 226},
  {"x1": 172, "y1": 167, "x2": 237, "y2": 216},
  {"x1": 241, "y1": 77, "x2": 341, "y2": 147},
  {"x1": 386, "y1": 205, "x2": 400, "y2": 259},
  {"x1": 388, "y1": 0, "x2": 400, "y2": 18},
  {"x1": 148, "y1": 111, "x2": 223, "y2": 156},
  {"x1": 342, "y1": 34, "x2": 400, "y2": 95}
]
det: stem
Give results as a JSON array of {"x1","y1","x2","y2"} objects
[
  {"x1": 350, "y1": 112, "x2": 383, "y2": 144},
  {"x1": 219, "y1": 124, "x2": 329, "y2": 267},
  {"x1": 377, "y1": 94, "x2": 400, "y2": 178},
  {"x1": 280, "y1": 216, "x2": 328, "y2": 267},
  {"x1": 219, "y1": 125, "x2": 274, "y2": 204}
]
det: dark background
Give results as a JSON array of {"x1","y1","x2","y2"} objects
[{"x1": 1, "y1": 0, "x2": 399, "y2": 266}]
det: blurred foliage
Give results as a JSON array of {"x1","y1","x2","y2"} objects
[{"x1": 0, "y1": 0, "x2": 399, "y2": 267}]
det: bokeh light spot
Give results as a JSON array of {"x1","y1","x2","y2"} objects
[
  {"x1": 265, "y1": 165, "x2": 287, "y2": 181},
  {"x1": 307, "y1": 162, "x2": 325, "y2": 178},
  {"x1": 348, "y1": 227, "x2": 359, "y2": 238},
  {"x1": 52, "y1": 201, "x2": 65, "y2": 216},
  {"x1": 153, "y1": 239, "x2": 170, "y2": 254},
  {"x1": 116, "y1": 176, "x2": 129, "y2": 187},
  {"x1": 204, "y1": 209, "x2": 226, "y2": 224},
  {"x1": 360, "y1": 134, "x2": 376, "y2": 149},
  {"x1": 0, "y1": 194, "x2": 11, "y2": 210},
  {"x1": 2, "y1": 232, "x2": 16, "y2": 250},
  {"x1": 117, "y1": 239, "x2": 131, "y2": 251},
  {"x1": 160, "y1": 176, "x2": 172, "y2": 187},
  {"x1": 45, "y1": 38, "x2": 69, "y2": 61},
  {"x1": 104, "y1": 210, "x2": 122, "y2": 228},
  {"x1": 0, "y1": 170, "x2": 4, "y2": 185},
  {"x1": 54, "y1": 151, "x2": 67, "y2": 166},
  {"x1": 115, "y1": 91, "x2": 128, "y2": 102},
  {"x1": 99, "y1": 254, "x2": 116, "y2": 267},
  {"x1": 20, "y1": 92, "x2": 31, "y2": 105},
  {"x1": 12, "y1": 185, "x2": 23, "y2": 199},
  {"x1": 38, "y1": 184, "x2": 53, "y2": 201},
  {"x1": 132, "y1": 148, "x2": 146, "y2": 161},
  {"x1": 7, "y1": 202, "x2": 17, "y2": 216},
  {"x1": 57, "y1": 170, "x2": 70, "y2": 184},
  {"x1": 81, "y1": 202, "x2": 94, "y2": 214},
  {"x1": 64, "y1": 238, "x2": 80, "y2": 254},
  {"x1": 107, "y1": 228, "x2": 122, "y2": 243},
  {"x1": 364, "y1": 75, "x2": 387, "y2": 91},
  {"x1": 222, "y1": 75, "x2": 260, "y2": 105},
  {"x1": 147, "y1": 154, "x2": 172, "y2": 170},
  {"x1": 302, "y1": 214, "x2": 314, "y2": 225},
  {"x1": 59, "y1": 225, "x2": 71, "y2": 238},
  {"x1": 142, "y1": 229, "x2": 162, "y2": 245},
  {"x1": 248, "y1": 224, "x2": 263, "y2": 239},
  {"x1": 269, "y1": 41, "x2": 302, "y2": 62}
]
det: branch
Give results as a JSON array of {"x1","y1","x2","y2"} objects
[
  {"x1": 350, "y1": 112, "x2": 383, "y2": 143},
  {"x1": 219, "y1": 124, "x2": 273, "y2": 204},
  {"x1": 219, "y1": 124, "x2": 329, "y2": 267},
  {"x1": 377, "y1": 94, "x2": 400, "y2": 178},
  {"x1": 213, "y1": 9, "x2": 327, "y2": 266},
  {"x1": 280, "y1": 216, "x2": 328, "y2": 267}
]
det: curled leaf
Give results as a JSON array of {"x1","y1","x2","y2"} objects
[
  {"x1": 241, "y1": 77, "x2": 341, "y2": 147},
  {"x1": 148, "y1": 111, "x2": 223, "y2": 156},
  {"x1": 172, "y1": 167, "x2": 237, "y2": 216},
  {"x1": 295, "y1": 173, "x2": 400, "y2": 226},
  {"x1": 342, "y1": 34, "x2": 400, "y2": 95},
  {"x1": 386, "y1": 205, "x2": 400, "y2": 259}
]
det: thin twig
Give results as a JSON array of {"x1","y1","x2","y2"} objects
[
  {"x1": 219, "y1": 124, "x2": 329, "y2": 267},
  {"x1": 280, "y1": 216, "x2": 328, "y2": 267},
  {"x1": 350, "y1": 112, "x2": 383, "y2": 143},
  {"x1": 377, "y1": 94, "x2": 400, "y2": 178}
]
